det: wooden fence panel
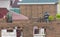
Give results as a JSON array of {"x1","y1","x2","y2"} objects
[
  {"x1": 20, "y1": 5, "x2": 27, "y2": 16},
  {"x1": 31, "y1": 5, "x2": 38, "y2": 18},
  {"x1": 37, "y1": 5, "x2": 43, "y2": 18}
]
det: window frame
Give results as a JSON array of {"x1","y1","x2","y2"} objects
[{"x1": 33, "y1": 26, "x2": 46, "y2": 37}]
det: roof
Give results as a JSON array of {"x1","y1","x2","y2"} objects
[
  {"x1": 12, "y1": 12, "x2": 28, "y2": 20},
  {"x1": 0, "y1": 8, "x2": 28, "y2": 20},
  {"x1": 7, "y1": 11, "x2": 28, "y2": 20},
  {"x1": 18, "y1": 0, "x2": 58, "y2": 4},
  {"x1": 10, "y1": 8, "x2": 20, "y2": 14}
]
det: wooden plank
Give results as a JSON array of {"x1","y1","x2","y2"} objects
[
  {"x1": 42, "y1": 5, "x2": 50, "y2": 14},
  {"x1": 26, "y1": 5, "x2": 31, "y2": 18},
  {"x1": 49, "y1": 5, "x2": 57, "y2": 16},
  {"x1": 31, "y1": 5, "x2": 38, "y2": 18},
  {"x1": 20, "y1": 5, "x2": 27, "y2": 16},
  {"x1": 37, "y1": 5, "x2": 43, "y2": 18}
]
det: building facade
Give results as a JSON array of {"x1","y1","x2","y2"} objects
[{"x1": 0, "y1": 0, "x2": 60, "y2": 37}]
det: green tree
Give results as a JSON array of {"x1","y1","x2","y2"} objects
[
  {"x1": 48, "y1": 16, "x2": 54, "y2": 21},
  {"x1": 56, "y1": 14, "x2": 60, "y2": 19}
]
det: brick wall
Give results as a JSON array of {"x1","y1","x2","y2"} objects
[
  {"x1": 0, "y1": 19, "x2": 60, "y2": 37},
  {"x1": 20, "y1": 4, "x2": 57, "y2": 18}
]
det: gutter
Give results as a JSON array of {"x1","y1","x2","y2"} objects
[{"x1": 17, "y1": 2, "x2": 58, "y2": 5}]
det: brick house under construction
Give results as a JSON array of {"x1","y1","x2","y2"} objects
[{"x1": 0, "y1": 0, "x2": 60, "y2": 37}]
